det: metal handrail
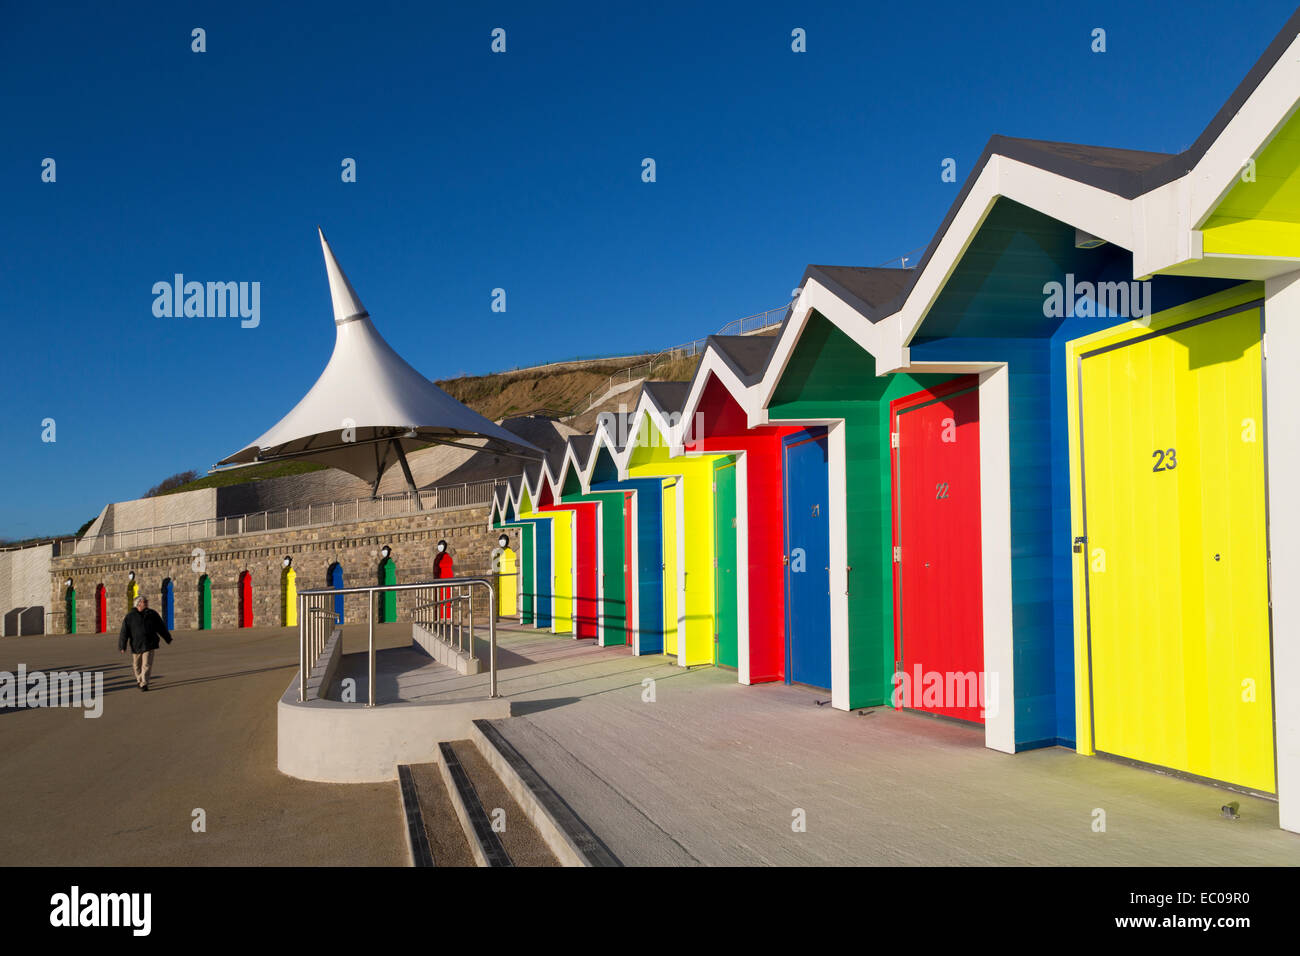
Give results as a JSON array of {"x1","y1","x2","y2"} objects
[{"x1": 296, "y1": 578, "x2": 498, "y2": 707}]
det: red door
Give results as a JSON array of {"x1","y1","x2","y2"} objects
[
  {"x1": 240, "y1": 571, "x2": 254, "y2": 628},
  {"x1": 623, "y1": 492, "x2": 635, "y2": 647},
  {"x1": 891, "y1": 379, "x2": 984, "y2": 723},
  {"x1": 434, "y1": 552, "x2": 453, "y2": 619},
  {"x1": 96, "y1": 584, "x2": 107, "y2": 634}
]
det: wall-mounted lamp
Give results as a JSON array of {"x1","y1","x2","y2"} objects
[
  {"x1": 282, "y1": 556, "x2": 292, "y2": 569},
  {"x1": 65, "y1": 578, "x2": 73, "y2": 588},
  {"x1": 498, "y1": 534, "x2": 509, "y2": 549},
  {"x1": 381, "y1": 545, "x2": 391, "y2": 559},
  {"x1": 128, "y1": 571, "x2": 135, "y2": 582},
  {"x1": 436, "y1": 540, "x2": 447, "y2": 554}
]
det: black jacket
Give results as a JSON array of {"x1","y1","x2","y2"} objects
[{"x1": 118, "y1": 608, "x2": 173, "y2": 654}]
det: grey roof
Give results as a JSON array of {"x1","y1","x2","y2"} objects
[
  {"x1": 707, "y1": 334, "x2": 778, "y2": 386},
  {"x1": 641, "y1": 381, "x2": 691, "y2": 417},
  {"x1": 804, "y1": 265, "x2": 913, "y2": 321},
  {"x1": 524, "y1": 461, "x2": 545, "y2": 493},
  {"x1": 568, "y1": 433, "x2": 595, "y2": 461}
]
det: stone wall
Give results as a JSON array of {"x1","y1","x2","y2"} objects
[{"x1": 48, "y1": 504, "x2": 498, "y2": 635}]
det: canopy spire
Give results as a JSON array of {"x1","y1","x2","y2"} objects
[{"x1": 318, "y1": 226, "x2": 369, "y2": 325}]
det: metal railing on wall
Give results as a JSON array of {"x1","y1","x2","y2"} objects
[
  {"x1": 54, "y1": 478, "x2": 507, "y2": 556},
  {"x1": 297, "y1": 578, "x2": 499, "y2": 707}
]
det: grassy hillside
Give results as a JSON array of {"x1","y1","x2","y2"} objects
[{"x1": 158, "y1": 460, "x2": 329, "y2": 496}]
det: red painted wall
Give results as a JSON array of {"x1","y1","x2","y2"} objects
[{"x1": 891, "y1": 378, "x2": 984, "y2": 723}]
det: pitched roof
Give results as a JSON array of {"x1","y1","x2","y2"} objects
[
  {"x1": 707, "y1": 334, "x2": 778, "y2": 385},
  {"x1": 641, "y1": 381, "x2": 691, "y2": 417}
]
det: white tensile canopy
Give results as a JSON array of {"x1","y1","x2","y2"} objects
[{"x1": 215, "y1": 229, "x2": 539, "y2": 501}]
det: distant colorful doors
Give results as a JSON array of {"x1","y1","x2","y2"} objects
[
  {"x1": 198, "y1": 575, "x2": 212, "y2": 630},
  {"x1": 378, "y1": 558, "x2": 396, "y2": 622},
  {"x1": 498, "y1": 547, "x2": 518, "y2": 616},
  {"x1": 434, "y1": 552, "x2": 453, "y2": 619},
  {"x1": 892, "y1": 378, "x2": 984, "y2": 723},
  {"x1": 66, "y1": 585, "x2": 77, "y2": 634},
  {"x1": 238, "y1": 571, "x2": 253, "y2": 628},
  {"x1": 782, "y1": 430, "x2": 832, "y2": 689},
  {"x1": 713, "y1": 458, "x2": 739, "y2": 668},
  {"x1": 95, "y1": 584, "x2": 107, "y2": 633},
  {"x1": 1074, "y1": 302, "x2": 1273, "y2": 792},
  {"x1": 327, "y1": 562, "x2": 344, "y2": 620},
  {"x1": 161, "y1": 578, "x2": 175, "y2": 630}
]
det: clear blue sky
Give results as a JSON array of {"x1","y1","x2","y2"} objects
[{"x1": 1, "y1": 0, "x2": 1294, "y2": 537}]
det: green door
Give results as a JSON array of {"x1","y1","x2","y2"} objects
[
  {"x1": 713, "y1": 458, "x2": 739, "y2": 668},
  {"x1": 379, "y1": 559, "x2": 397, "y2": 622},
  {"x1": 66, "y1": 587, "x2": 76, "y2": 634},
  {"x1": 199, "y1": 575, "x2": 212, "y2": 630}
]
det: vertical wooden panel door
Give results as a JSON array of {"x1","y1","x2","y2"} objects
[
  {"x1": 1078, "y1": 303, "x2": 1273, "y2": 792},
  {"x1": 713, "y1": 459, "x2": 739, "y2": 668},
  {"x1": 623, "y1": 492, "x2": 636, "y2": 648},
  {"x1": 782, "y1": 430, "x2": 832, "y2": 690},
  {"x1": 892, "y1": 381, "x2": 984, "y2": 723}
]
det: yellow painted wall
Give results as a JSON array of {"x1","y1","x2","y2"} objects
[
  {"x1": 1066, "y1": 284, "x2": 1274, "y2": 793},
  {"x1": 1201, "y1": 107, "x2": 1300, "y2": 258}
]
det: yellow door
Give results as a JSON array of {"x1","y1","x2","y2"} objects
[
  {"x1": 662, "y1": 480, "x2": 679, "y2": 658},
  {"x1": 1075, "y1": 301, "x2": 1273, "y2": 792},
  {"x1": 498, "y1": 548, "x2": 518, "y2": 617},
  {"x1": 550, "y1": 511, "x2": 575, "y2": 634}
]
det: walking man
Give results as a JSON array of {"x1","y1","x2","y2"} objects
[{"x1": 119, "y1": 595, "x2": 172, "y2": 691}]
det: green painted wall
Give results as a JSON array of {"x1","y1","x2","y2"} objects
[{"x1": 767, "y1": 312, "x2": 954, "y2": 708}]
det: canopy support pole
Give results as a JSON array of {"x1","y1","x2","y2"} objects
[{"x1": 394, "y1": 440, "x2": 423, "y2": 511}]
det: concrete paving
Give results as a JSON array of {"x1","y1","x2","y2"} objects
[
  {"x1": 0, "y1": 623, "x2": 412, "y2": 866},
  {"x1": 5, "y1": 620, "x2": 1297, "y2": 866},
  {"x1": 472, "y1": 627, "x2": 1300, "y2": 866}
]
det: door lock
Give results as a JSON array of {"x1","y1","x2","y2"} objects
[{"x1": 1072, "y1": 536, "x2": 1086, "y2": 554}]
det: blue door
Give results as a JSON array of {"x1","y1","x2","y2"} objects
[
  {"x1": 162, "y1": 578, "x2": 175, "y2": 630},
  {"x1": 327, "y1": 563, "x2": 344, "y2": 619},
  {"x1": 782, "y1": 429, "x2": 832, "y2": 689},
  {"x1": 592, "y1": 477, "x2": 663, "y2": 654},
  {"x1": 516, "y1": 518, "x2": 552, "y2": 628}
]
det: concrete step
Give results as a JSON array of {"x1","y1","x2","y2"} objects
[
  {"x1": 399, "y1": 762, "x2": 476, "y2": 867},
  {"x1": 437, "y1": 741, "x2": 514, "y2": 867},
  {"x1": 449, "y1": 741, "x2": 558, "y2": 867},
  {"x1": 470, "y1": 719, "x2": 621, "y2": 866}
]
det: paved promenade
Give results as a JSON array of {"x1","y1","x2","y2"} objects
[
  {"x1": 2, "y1": 622, "x2": 1296, "y2": 866},
  {"x1": 0, "y1": 624, "x2": 411, "y2": 866}
]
